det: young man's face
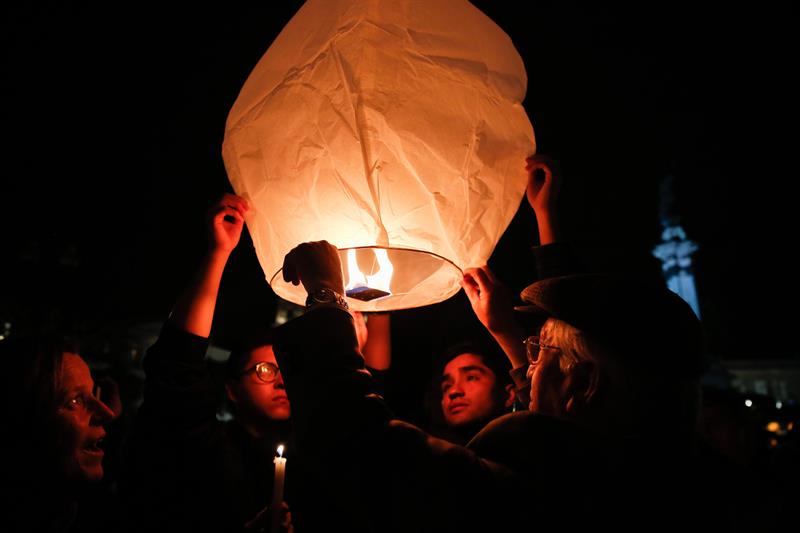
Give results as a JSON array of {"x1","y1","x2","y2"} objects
[
  {"x1": 229, "y1": 345, "x2": 290, "y2": 421},
  {"x1": 440, "y1": 352, "x2": 502, "y2": 427},
  {"x1": 55, "y1": 353, "x2": 114, "y2": 483}
]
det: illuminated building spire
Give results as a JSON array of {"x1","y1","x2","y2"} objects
[{"x1": 652, "y1": 175, "x2": 701, "y2": 318}]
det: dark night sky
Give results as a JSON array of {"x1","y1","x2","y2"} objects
[{"x1": 1, "y1": 1, "x2": 795, "y2": 409}]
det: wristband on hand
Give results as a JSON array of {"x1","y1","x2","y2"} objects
[{"x1": 305, "y1": 288, "x2": 349, "y2": 310}]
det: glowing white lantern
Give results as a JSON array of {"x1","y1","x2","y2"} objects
[{"x1": 223, "y1": 0, "x2": 535, "y2": 311}]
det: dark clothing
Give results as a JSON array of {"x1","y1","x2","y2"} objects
[
  {"x1": 273, "y1": 307, "x2": 561, "y2": 531},
  {"x1": 531, "y1": 241, "x2": 583, "y2": 280},
  {"x1": 274, "y1": 306, "x2": 749, "y2": 532},
  {"x1": 123, "y1": 323, "x2": 292, "y2": 532},
  {"x1": 425, "y1": 415, "x2": 495, "y2": 447}
]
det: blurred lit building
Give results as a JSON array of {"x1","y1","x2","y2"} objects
[
  {"x1": 653, "y1": 175, "x2": 800, "y2": 409},
  {"x1": 652, "y1": 175, "x2": 701, "y2": 318}
]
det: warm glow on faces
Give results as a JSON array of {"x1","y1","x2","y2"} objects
[
  {"x1": 55, "y1": 353, "x2": 114, "y2": 483},
  {"x1": 233, "y1": 345, "x2": 290, "y2": 421},
  {"x1": 440, "y1": 353, "x2": 500, "y2": 427}
]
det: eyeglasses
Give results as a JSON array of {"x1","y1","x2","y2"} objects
[
  {"x1": 240, "y1": 361, "x2": 281, "y2": 384},
  {"x1": 523, "y1": 336, "x2": 560, "y2": 365}
]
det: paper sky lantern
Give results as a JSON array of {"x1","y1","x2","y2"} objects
[{"x1": 223, "y1": 0, "x2": 535, "y2": 311}]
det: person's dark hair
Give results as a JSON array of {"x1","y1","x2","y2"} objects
[
  {"x1": 0, "y1": 335, "x2": 79, "y2": 482},
  {"x1": 423, "y1": 337, "x2": 513, "y2": 442},
  {"x1": 436, "y1": 339, "x2": 513, "y2": 391},
  {"x1": 225, "y1": 328, "x2": 277, "y2": 379}
]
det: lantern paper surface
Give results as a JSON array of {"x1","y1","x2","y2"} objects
[{"x1": 223, "y1": 0, "x2": 535, "y2": 311}]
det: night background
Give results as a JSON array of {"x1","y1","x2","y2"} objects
[{"x1": 1, "y1": 1, "x2": 796, "y2": 423}]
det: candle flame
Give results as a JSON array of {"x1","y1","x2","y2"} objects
[
  {"x1": 345, "y1": 248, "x2": 394, "y2": 294},
  {"x1": 277, "y1": 444, "x2": 285, "y2": 458}
]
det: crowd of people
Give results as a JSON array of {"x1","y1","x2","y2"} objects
[{"x1": 2, "y1": 155, "x2": 794, "y2": 532}]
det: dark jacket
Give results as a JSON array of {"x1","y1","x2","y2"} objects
[
  {"x1": 273, "y1": 307, "x2": 613, "y2": 532},
  {"x1": 273, "y1": 306, "x2": 752, "y2": 532},
  {"x1": 123, "y1": 323, "x2": 293, "y2": 532}
]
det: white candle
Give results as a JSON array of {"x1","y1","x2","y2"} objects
[{"x1": 272, "y1": 444, "x2": 286, "y2": 505}]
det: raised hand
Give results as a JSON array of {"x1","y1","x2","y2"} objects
[
  {"x1": 282, "y1": 240, "x2": 345, "y2": 295},
  {"x1": 461, "y1": 266, "x2": 517, "y2": 335},
  {"x1": 461, "y1": 265, "x2": 527, "y2": 368},
  {"x1": 206, "y1": 193, "x2": 249, "y2": 254},
  {"x1": 525, "y1": 154, "x2": 561, "y2": 245},
  {"x1": 170, "y1": 193, "x2": 249, "y2": 337}
]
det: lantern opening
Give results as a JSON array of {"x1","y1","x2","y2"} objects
[{"x1": 270, "y1": 247, "x2": 463, "y2": 312}]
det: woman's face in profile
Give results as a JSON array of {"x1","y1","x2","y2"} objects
[{"x1": 54, "y1": 353, "x2": 114, "y2": 483}]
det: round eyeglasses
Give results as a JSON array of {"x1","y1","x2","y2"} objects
[
  {"x1": 240, "y1": 361, "x2": 281, "y2": 384},
  {"x1": 523, "y1": 335, "x2": 560, "y2": 365}
]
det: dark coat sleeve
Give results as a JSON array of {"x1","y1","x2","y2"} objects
[
  {"x1": 122, "y1": 322, "x2": 242, "y2": 531},
  {"x1": 135, "y1": 321, "x2": 219, "y2": 438},
  {"x1": 531, "y1": 241, "x2": 583, "y2": 280}
]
